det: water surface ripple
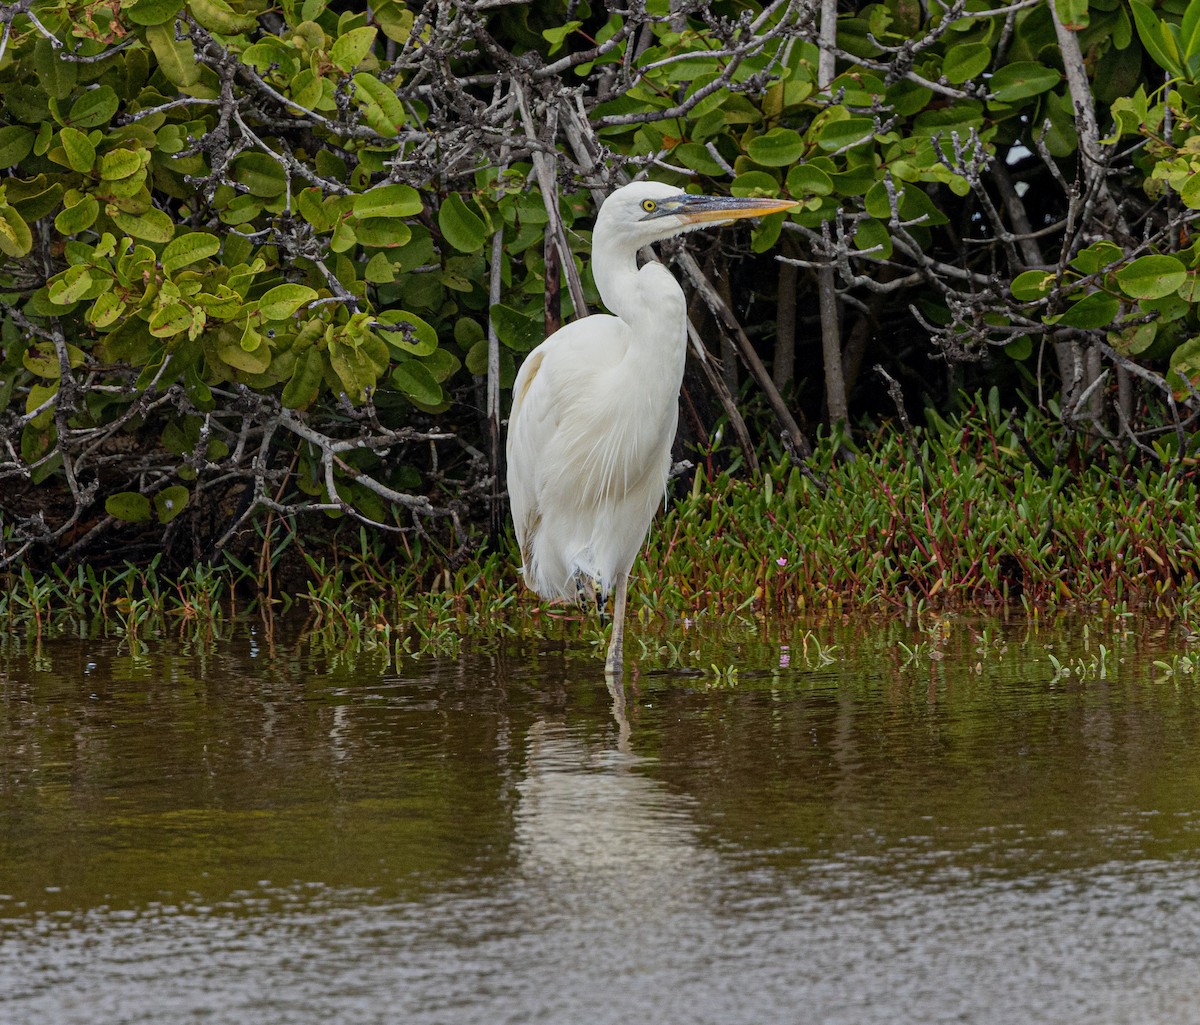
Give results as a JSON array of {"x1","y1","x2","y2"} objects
[{"x1": 2, "y1": 620, "x2": 1199, "y2": 1024}]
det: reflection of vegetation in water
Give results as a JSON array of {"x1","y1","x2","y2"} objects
[{"x1": 2, "y1": 613, "x2": 1199, "y2": 920}]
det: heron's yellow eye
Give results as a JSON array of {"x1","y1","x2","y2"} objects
[{"x1": 641, "y1": 199, "x2": 657, "y2": 213}]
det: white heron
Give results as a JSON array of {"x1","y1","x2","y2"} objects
[{"x1": 505, "y1": 180, "x2": 798, "y2": 674}]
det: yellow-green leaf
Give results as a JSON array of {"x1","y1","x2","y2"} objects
[
  {"x1": 330, "y1": 26, "x2": 378, "y2": 72},
  {"x1": 162, "y1": 231, "x2": 221, "y2": 275},
  {"x1": 22, "y1": 342, "x2": 85, "y2": 378},
  {"x1": 54, "y1": 193, "x2": 99, "y2": 235},
  {"x1": 259, "y1": 283, "x2": 317, "y2": 320},
  {"x1": 100, "y1": 148, "x2": 145, "y2": 182},
  {"x1": 125, "y1": 0, "x2": 185, "y2": 26},
  {"x1": 438, "y1": 193, "x2": 485, "y2": 254},
  {"x1": 89, "y1": 291, "x2": 126, "y2": 328},
  {"x1": 391, "y1": 360, "x2": 443, "y2": 405},
  {"x1": 190, "y1": 0, "x2": 259, "y2": 34},
  {"x1": 146, "y1": 24, "x2": 201, "y2": 87},
  {"x1": 351, "y1": 72, "x2": 404, "y2": 136},
  {"x1": 105, "y1": 491, "x2": 152, "y2": 522},
  {"x1": 376, "y1": 309, "x2": 438, "y2": 356},
  {"x1": 67, "y1": 86, "x2": 120, "y2": 128},
  {"x1": 0, "y1": 206, "x2": 33, "y2": 258},
  {"x1": 329, "y1": 337, "x2": 379, "y2": 402},
  {"x1": 281, "y1": 346, "x2": 325, "y2": 409},
  {"x1": 149, "y1": 302, "x2": 193, "y2": 337},
  {"x1": 353, "y1": 183, "x2": 422, "y2": 219},
  {"x1": 59, "y1": 127, "x2": 96, "y2": 173},
  {"x1": 111, "y1": 206, "x2": 175, "y2": 243},
  {"x1": 154, "y1": 485, "x2": 190, "y2": 524}
]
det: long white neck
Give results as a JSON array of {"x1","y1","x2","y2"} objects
[{"x1": 589, "y1": 219, "x2": 645, "y2": 325}]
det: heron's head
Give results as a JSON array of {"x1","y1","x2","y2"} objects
[{"x1": 595, "y1": 181, "x2": 799, "y2": 250}]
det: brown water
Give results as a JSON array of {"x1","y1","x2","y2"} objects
[{"x1": 2, "y1": 616, "x2": 1200, "y2": 1024}]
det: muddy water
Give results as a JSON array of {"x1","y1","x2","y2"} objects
[{"x1": 2, "y1": 617, "x2": 1199, "y2": 1024}]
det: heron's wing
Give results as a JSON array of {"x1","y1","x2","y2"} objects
[{"x1": 506, "y1": 316, "x2": 628, "y2": 594}]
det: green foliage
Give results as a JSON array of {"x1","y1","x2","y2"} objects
[
  {"x1": 3, "y1": 0, "x2": 1200, "y2": 570},
  {"x1": 647, "y1": 401, "x2": 1200, "y2": 616}
]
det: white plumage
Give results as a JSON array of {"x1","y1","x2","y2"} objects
[{"x1": 506, "y1": 181, "x2": 797, "y2": 673}]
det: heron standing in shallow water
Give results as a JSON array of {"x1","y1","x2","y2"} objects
[{"x1": 506, "y1": 181, "x2": 798, "y2": 674}]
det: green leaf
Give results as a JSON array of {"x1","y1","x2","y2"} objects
[
  {"x1": 34, "y1": 38, "x2": 78, "y2": 101},
  {"x1": 330, "y1": 26, "x2": 378, "y2": 72},
  {"x1": 364, "y1": 252, "x2": 396, "y2": 283},
  {"x1": 149, "y1": 302, "x2": 193, "y2": 337},
  {"x1": 746, "y1": 128, "x2": 805, "y2": 167},
  {"x1": 1109, "y1": 321, "x2": 1157, "y2": 356},
  {"x1": 259, "y1": 283, "x2": 318, "y2": 320},
  {"x1": 1011, "y1": 269, "x2": 1056, "y2": 301},
  {"x1": 125, "y1": 0, "x2": 185, "y2": 25},
  {"x1": 438, "y1": 192, "x2": 486, "y2": 253},
  {"x1": 990, "y1": 62, "x2": 1061, "y2": 103},
  {"x1": 351, "y1": 73, "x2": 406, "y2": 136},
  {"x1": 162, "y1": 232, "x2": 222, "y2": 275},
  {"x1": 154, "y1": 485, "x2": 190, "y2": 524},
  {"x1": 58, "y1": 127, "x2": 96, "y2": 173},
  {"x1": 674, "y1": 142, "x2": 726, "y2": 175},
  {"x1": 730, "y1": 171, "x2": 780, "y2": 197},
  {"x1": 786, "y1": 163, "x2": 834, "y2": 197},
  {"x1": 1070, "y1": 240, "x2": 1123, "y2": 275},
  {"x1": 0, "y1": 125, "x2": 35, "y2": 168},
  {"x1": 100, "y1": 148, "x2": 144, "y2": 182},
  {"x1": 47, "y1": 265, "x2": 95, "y2": 306},
  {"x1": 1055, "y1": 291, "x2": 1119, "y2": 328},
  {"x1": 88, "y1": 291, "x2": 126, "y2": 328},
  {"x1": 1130, "y1": 0, "x2": 1184, "y2": 77},
  {"x1": 750, "y1": 212, "x2": 785, "y2": 253},
  {"x1": 465, "y1": 338, "x2": 489, "y2": 375},
  {"x1": 297, "y1": 188, "x2": 339, "y2": 231},
  {"x1": 353, "y1": 183, "x2": 423, "y2": 219},
  {"x1": 1180, "y1": 174, "x2": 1200, "y2": 209},
  {"x1": 490, "y1": 302, "x2": 544, "y2": 351},
  {"x1": 853, "y1": 218, "x2": 892, "y2": 260},
  {"x1": 1183, "y1": 1, "x2": 1200, "y2": 64},
  {"x1": 376, "y1": 309, "x2": 438, "y2": 356},
  {"x1": 288, "y1": 68, "x2": 323, "y2": 110},
  {"x1": 67, "y1": 86, "x2": 121, "y2": 128},
  {"x1": 233, "y1": 153, "x2": 287, "y2": 197},
  {"x1": 282, "y1": 347, "x2": 326, "y2": 409},
  {"x1": 189, "y1": 0, "x2": 259, "y2": 33},
  {"x1": 146, "y1": 24, "x2": 201, "y2": 87},
  {"x1": 216, "y1": 328, "x2": 271, "y2": 373},
  {"x1": 0, "y1": 205, "x2": 34, "y2": 259},
  {"x1": 105, "y1": 491, "x2": 152, "y2": 523},
  {"x1": 353, "y1": 218, "x2": 412, "y2": 249},
  {"x1": 111, "y1": 207, "x2": 175, "y2": 243},
  {"x1": 1116, "y1": 254, "x2": 1187, "y2": 300},
  {"x1": 943, "y1": 42, "x2": 992, "y2": 85},
  {"x1": 23, "y1": 341, "x2": 85, "y2": 378},
  {"x1": 195, "y1": 285, "x2": 242, "y2": 320},
  {"x1": 421, "y1": 347, "x2": 461, "y2": 383},
  {"x1": 1168, "y1": 336, "x2": 1200, "y2": 397},
  {"x1": 390, "y1": 360, "x2": 443, "y2": 405},
  {"x1": 1053, "y1": 0, "x2": 1089, "y2": 31},
  {"x1": 816, "y1": 117, "x2": 875, "y2": 151},
  {"x1": 1005, "y1": 336, "x2": 1033, "y2": 360},
  {"x1": 54, "y1": 194, "x2": 99, "y2": 235},
  {"x1": 542, "y1": 20, "x2": 581, "y2": 54},
  {"x1": 329, "y1": 337, "x2": 380, "y2": 402}
]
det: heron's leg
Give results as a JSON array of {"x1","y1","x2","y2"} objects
[
  {"x1": 574, "y1": 571, "x2": 598, "y2": 611},
  {"x1": 605, "y1": 572, "x2": 628, "y2": 676}
]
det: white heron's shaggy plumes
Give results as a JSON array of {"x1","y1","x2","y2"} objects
[{"x1": 506, "y1": 181, "x2": 797, "y2": 673}]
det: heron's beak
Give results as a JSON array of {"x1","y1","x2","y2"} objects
[{"x1": 671, "y1": 194, "x2": 799, "y2": 226}]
